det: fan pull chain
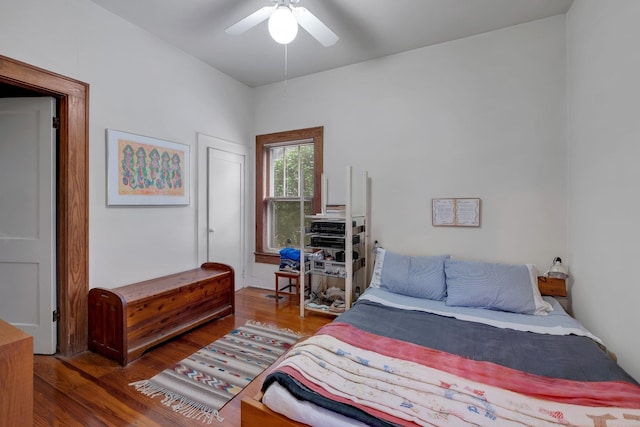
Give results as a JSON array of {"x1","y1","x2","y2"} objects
[{"x1": 284, "y1": 43, "x2": 288, "y2": 90}]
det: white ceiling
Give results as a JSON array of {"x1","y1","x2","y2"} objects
[{"x1": 89, "y1": 0, "x2": 573, "y2": 88}]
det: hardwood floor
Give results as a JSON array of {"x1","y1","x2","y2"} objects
[{"x1": 34, "y1": 287, "x2": 332, "y2": 426}]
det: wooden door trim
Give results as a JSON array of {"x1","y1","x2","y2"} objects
[{"x1": 0, "y1": 55, "x2": 89, "y2": 356}]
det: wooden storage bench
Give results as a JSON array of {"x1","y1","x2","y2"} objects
[{"x1": 88, "y1": 262, "x2": 234, "y2": 365}]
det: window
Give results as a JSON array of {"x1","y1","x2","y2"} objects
[{"x1": 255, "y1": 127, "x2": 323, "y2": 264}]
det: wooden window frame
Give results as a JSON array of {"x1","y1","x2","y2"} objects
[{"x1": 255, "y1": 126, "x2": 323, "y2": 264}]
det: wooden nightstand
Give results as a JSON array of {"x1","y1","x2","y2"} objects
[
  {"x1": 537, "y1": 276, "x2": 569, "y2": 313},
  {"x1": 537, "y1": 276, "x2": 567, "y2": 297}
]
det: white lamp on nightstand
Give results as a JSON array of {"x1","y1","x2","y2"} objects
[{"x1": 546, "y1": 257, "x2": 569, "y2": 279}]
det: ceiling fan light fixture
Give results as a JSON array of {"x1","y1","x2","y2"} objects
[{"x1": 268, "y1": 6, "x2": 298, "y2": 44}]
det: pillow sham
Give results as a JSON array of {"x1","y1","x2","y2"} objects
[
  {"x1": 370, "y1": 248, "x2": 450, "y2": 301},
  {"x1": 369, "y1": 247, "x2": 386, "y2": 288},
  {"x1": 445, "y1": 259, "x2": 552, "y2": 315}
]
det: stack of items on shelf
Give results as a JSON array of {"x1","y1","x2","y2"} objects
[
  {"x1": 279, "y1": 247, "x2": 303, "y2": 272},
  {"x1": 306, "y1": 286, "x2": 346, "y2": 313},
  {"x1": 324, "y1": 204, "x2": 345, "y2": 217},
  {"x1": 305, "y1": 250, "x2": 347, "y2": 312}
]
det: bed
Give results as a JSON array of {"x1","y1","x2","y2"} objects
[{"x1": 241, "y1": 250, "x2": 640, "y2": 426}]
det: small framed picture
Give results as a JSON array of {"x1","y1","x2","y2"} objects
[
  {"x1": 432, "y1": 198, "x2": 480, "y2": 227},
  {"x1": 106, "y1": 129, "x2": 190, "y2": 206}
]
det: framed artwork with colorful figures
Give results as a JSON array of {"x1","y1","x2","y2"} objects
[{"x1": 106, "y1": 129, "x2": 190, "y2": 205}]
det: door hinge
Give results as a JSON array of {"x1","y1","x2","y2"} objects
[
  {"x1": 53, "y1": 308, "x2": 60, "y2": 323},
  {"x1": 52, "y1": 117, "x2": 60, "y2": 129}
]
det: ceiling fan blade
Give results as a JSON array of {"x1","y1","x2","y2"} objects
[
  {"x1": 292, "y1": 7, "x2": 338, "y2": 47},
  {"x1": 225, "y1": 6, "x2": 275, "y2": 35}
]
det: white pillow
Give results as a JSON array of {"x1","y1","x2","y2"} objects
[
  {"x1": 526, "y1": 264, "x2": 553, "y2": 315},
  {"x1": 369, "y1": 247, "x2": 386, "y2": 288}
]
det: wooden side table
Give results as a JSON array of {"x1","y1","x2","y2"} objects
[
  {"x1": 537, "y1": 276, "x2": 567, "y2": 297},
  {"x1": 0, "y1": 319, "x2": 33, "y2": 426},
  {"x1": 275, "y1": 271, "x2": 300, "y2": 304},
  {"x1": 537, "y1": 276, "x2": 570, "y2": 313}
]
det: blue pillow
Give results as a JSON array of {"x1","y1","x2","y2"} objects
[
  {"x1": 377, "y1": 249, "x2": 449, "y2": 301},
  {"x1": 445, "y1": 259, "x2": 551, "y2": 315}
]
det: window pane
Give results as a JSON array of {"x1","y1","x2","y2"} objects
[
  {"x1": 269, "y1": 143, "x2": 314, "y2": 198},
  {"x1": 284, "y1": 146, "x2": 299, "y2": 197},
  {"x1": 269, "y1": 200, "x2": 312, "y2": 249},
  {"x1": 270, "y1": 146, "x2": 284, "y2": 197},
  {"x1": 301, "y1": 144, "x2": 315, "y2": 198}
]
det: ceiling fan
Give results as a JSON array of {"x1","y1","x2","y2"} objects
[{"x1": 225, "y1": 0, "x2": 338, "y2": 47}]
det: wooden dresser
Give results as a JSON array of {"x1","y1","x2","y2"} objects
[
  {"x1": 0, "y1": 319, "x2": 33, "y2": 426},
  {"x1": 88, "y1": 262, "x2": 234, "y2": 365}
]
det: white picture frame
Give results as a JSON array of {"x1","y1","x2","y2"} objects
[
  {"x1": 432, "y1": 198, "x2": 481, "y2": 227},
  {"x1": 106, "y1": 129, "x2": 190, "y2": 206}
]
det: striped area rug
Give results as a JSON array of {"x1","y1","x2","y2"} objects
[{"x1": 130, "y1": 320, "x2": 301, "y2": 423}]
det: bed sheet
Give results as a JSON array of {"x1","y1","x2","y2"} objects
[
  {"x1": 359, "y1": 287, "x2": 600, "y2": 342},
  {"x1": 262, "y1": 381, "x2": 370, "y2": 427}
]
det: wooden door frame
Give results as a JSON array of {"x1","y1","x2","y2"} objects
[{"x1": 0, "y1": 55, "x2": 89, "y2": 356}]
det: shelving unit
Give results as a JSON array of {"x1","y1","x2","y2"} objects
[{"x1": 299, "y1": 166, "x2": 370, "y2": 317}]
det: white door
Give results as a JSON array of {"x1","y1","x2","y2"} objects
[
  {"x1": 0, "y1": 97, "x2": 57, "y2": 354},
  {"x1": 207, "y1": 148, "x2": 245, "y2": 291}
]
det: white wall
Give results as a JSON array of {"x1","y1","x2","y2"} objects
[
  {"x1": 251, "y1": 16, "x2": 568, "y2": 287},
  {"x1": 0, "y1": 0, "x2": 253, "y2": 288},
  {"x1": 567, "y1": 0, "x2": 640, "y2": 381}
]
